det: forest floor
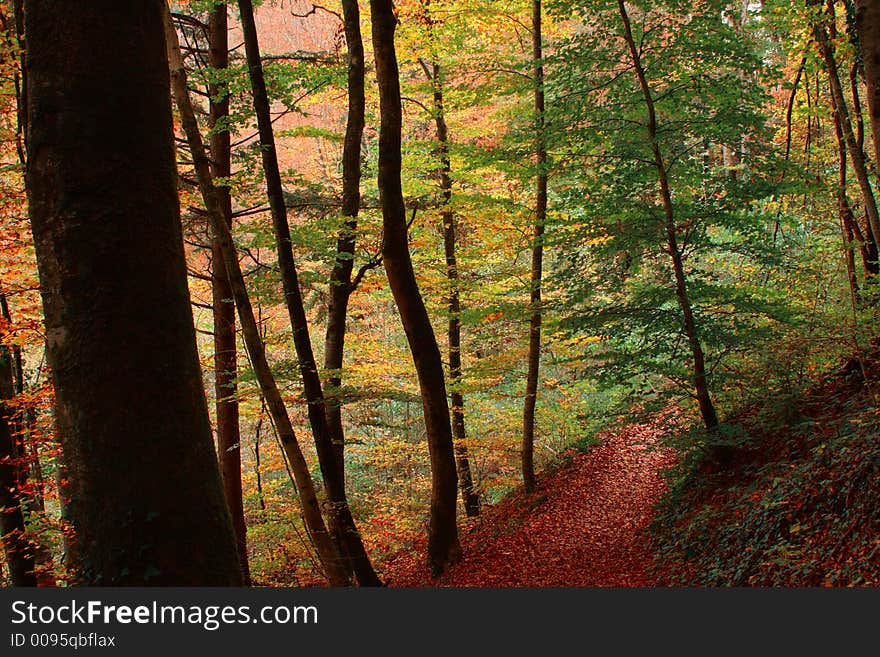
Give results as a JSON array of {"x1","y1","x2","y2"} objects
[
  {"x1": 385, "y1": 350, "x2": 880, "y2": 587},
  {"x1": 386, "y1": 416, "x2": 676, "y2": 586}
]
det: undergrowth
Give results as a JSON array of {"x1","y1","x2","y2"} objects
[{"x1": 650, "y1": 353, "x2": 880, "y2": 586}]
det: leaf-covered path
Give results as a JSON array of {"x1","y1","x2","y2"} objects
[{"x1": 387, "y1": 418, "x2": 676, "y2": 586}]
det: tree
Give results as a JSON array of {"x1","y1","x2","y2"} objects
[
  {"x1": 208, "y1": 0, "x2": 251, "y2": 586},
  {"x1": 808, "y1": 0, "x2": 880, "y2": 254},
  {"x1": 522, "y1": 0, "x2": 547, "y2": 493},
  {"x1": 25, "y1": 0, "x2": 241, "y2": 585},
  {"x1": 415, "y1": 0, "x2": 480, "y2": 517},
  {"x1": 550, "y1": 0, "x2": 783, "y2": 435},
  {"x1": 236, "y1": 0, "x2": 377, "y2": 586},
  {"x1": 320, "y1": 0, "x2": 384, "y2": 585},
  {"x1": 370, "y1": 0, "x2": 461, "y2": 576},
  {"x1": 0, "y1": 335, "x2": 36, "y2": 585},
  {"x1": 163, "y1": 4, "x2": 349, "y2": 587},
  {"x1": 854, "y1": 0, "x2": 880, "y2": 177},
  {"x1": 616, "y1": 0, "x2": 719, "y2": 430}
]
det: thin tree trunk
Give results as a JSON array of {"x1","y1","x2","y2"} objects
[
  {"x1": 370, "y1": 0, "x2": 461, "y2": 577},
  {"x1": 207, "y1": 3, "x2": 251, "y2": 586},
  {"x1": 855, "y1": 0, "x2": 880, "y2": 176},
  {"x1": 831, "y1": 70, "x2": 868, "y2": 292},
  {"x1": 0, "y1": 9, "x2": 44, "y2": 516},
  {"x1": 424, "y1": 60, "x2": 480, "y2": 517},
  {"x1": 26, "y1": 0, "x2": 241, "y2": 585},
  {"x1": 0, "y1": 294, "x2": 33, "y2": 509},
  {"x1": 811, "y1": 0, "x2": 880, "y2": 250},
  {"x1": 236, "y1": 0, "x2": 376, "y2": 586},
  {"x1": 318, "y1": 0, "x2": 382, "y2": 586},
  {"x1": 163, "y1": 6, "x2": 347, "y2": 586},
  {"x1": 324, "y1": 0, "x2": 365, "y2": 484},
  {"x1": 618, "y1": 0, "x2": 719, "y2": 431},
  {"x1": 253, "y1": 401, "x2": 266, "y2": 511},
  {"x1": 0, "y1": 342, "x2": 36, "y2": 586},
  {"x1": 522, "y1": 0, "x2": 547, "y2": 493}
]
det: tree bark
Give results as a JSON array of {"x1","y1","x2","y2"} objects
[
  {"x1": 370, "y1": 0, "x2": 461, "y2": 577},
  {"x1": 618, "y1": 0, "x2": 720, "y2": 431},
  {"x1": 163, "y1": 5, "x2": 348, "y2": 587},
  {"x1": 427, "y1": 60, "x2": 480, "y2": 517},
  {"x1": 26, "y1": 0, "x2": 241, "y2": 585},
  {"x1": 0, "y1": 342, "x2": 36, "y2": 586},
  {"x1": 236, "y1": 0, "x2": 377, "y2": 586},
  {"x1": 522, "y1": 0, "x2": 547, "y2": 493},
  {"x1": 810, "y1": 0, "x2": 880, "y2": 250},
  {"x1": 855, "y1": 0, "x2": 880, "y2": 178},
  {"x1": 208, "y1": 3, "x2": 251, "y2": 586},
  {"x1": 323, "y1": 0, "x2": 364, "y2": 486},
  {"x1": 319, "y1": 0, "x2": 382, "y2": 586}
]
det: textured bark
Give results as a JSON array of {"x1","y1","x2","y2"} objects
[
  {"x1": 324, "y1": 0, "x2": 365, "y2": 482},
  {"x1": 237, "y1": 0, "x2": 376, "y2": 586},
  {"x1": 855, "y1": 0, "x2": 880, "y2": 178},
  {"x1": 163, "y1": 7, "x2": 348, "y2": 587},
  {"x1": 318, "y1": 0, "x2": 382, "y2": 586},
  {"x1": 370, "y1": 0, "x2": 461, "y2": 576},
  {"x1": 810, "y1": 0, "x2": 880, "y2": 249},
  {"x1": 26, "y1": 0, "x2": 241, "y2": 585},
  {"x1": 428, "y1": 61, "x2": 480, "y2": 517},
  {"x1": 618, "y1": 0, "x2": 719, "y2": 432},
  {"x1": 208, "y1": 4, "x2": 250, "y2": 586},
  {"x1": 522, "y1": 0, "x2": 547, "y2": 494},
  {"x1": 0, "y1": 344, "x2": 36, "y2": 586}
]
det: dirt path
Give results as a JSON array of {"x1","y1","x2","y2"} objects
[{"x1": 387, "y1": 419, "x2": 675, "y2": 586}]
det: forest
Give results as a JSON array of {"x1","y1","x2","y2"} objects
[{"x1": 1, "y1": 0, "x2": 880, "y2": 588}]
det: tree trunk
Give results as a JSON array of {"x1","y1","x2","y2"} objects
[
  {"x1": 522, "y1": 0, "x2": 547, "y2": 494},
  {"x1": 831, "y1": 75, "x2": 866, "y2": 294},
  {"x1": 319, "y1": 0, "x2": 382, "y2": 586},
  {"x1": 423, "y1": 60, "x2": 480, "y2": 517},
  {"x1": 207, "y1": 2, "x2": 250, "y2": 586},
  {"x1": 370, "y1": 0, "x2": 461, "y2": 577},
  {"x1": 0, "y1": 293, "x2": 39, "y2": 516},
  {"x1": 855, "y1": 0, "x2": 880, "y2": 177},
  {"x1": 324, "y1": 0, "x2": 365, "y2": 484},
  {"x1": 810, "y1": 0, "x2": 880, "y2": 250},
  {"x1": 618, "y1": 0, "x2": 719, "y2": 432},
  {"x1": 0, "y1": 342, "x2": 36, "y2": 586},
  {"x1": 163, "y1": 6, "x2": 349, "y2": 587},
  {"x1": 236, "y1": 0, "x2": 377, "y2": 586},
  {"x1": 25, "y1": 0, "x2": 241, "y2": 585}
]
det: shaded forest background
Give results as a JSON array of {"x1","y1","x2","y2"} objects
[{"x1": 2, "y1": 0, "x2": 880, "y2": 586}]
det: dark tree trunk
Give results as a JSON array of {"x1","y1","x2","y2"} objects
[
  {"x1": 253, "y1": 402, "x2": 266, "y2": 511},
  {"x1": 0, "y1": 294, "x2": 38, "y2": 515},
  {"x1": 618, "y1": 0, "x2": 719, "y2": 432},
  {"x1": 323, "y1": 0, "x2": 366, "y2": 483},
  {"x1": 163, "y1": 7, "x2": 348, "y2": 587},
  {"x1": 831, "y1": 76, "x2": 867, "y2": 294},
  {"x1": 208, "y1": 3, "x2": 250, "y2": 586},
  {"x1": 522, "y1": 0, "x2": 547, "y2": 494},
  {"x1": 810, "y1": 0, "x2": 880, "y2": 249},
  {"x1": 424, "y1": 59, "x2": 480, "y2": 517},
  {"x1": 370, "y1": 0, "x2": 461, "y2": 577},
  {"x1": 25, "y1": 0, "x2": 241, "y2": 585},
  {"x1": 0, "y1": 7, "x2": 45, "y2": 518},
  {"x1": 236, "y1": 0, "x2": 376, "y2": 586},
  {"x1": 0, "y1": 342, "x2": 36, "y2": 586},
  {"x1": 855, "y1": 0, "x2": 880, "y2": 177},
  {"x1": 320, "y1": 0, "x2": 382, "y2": 586}
]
